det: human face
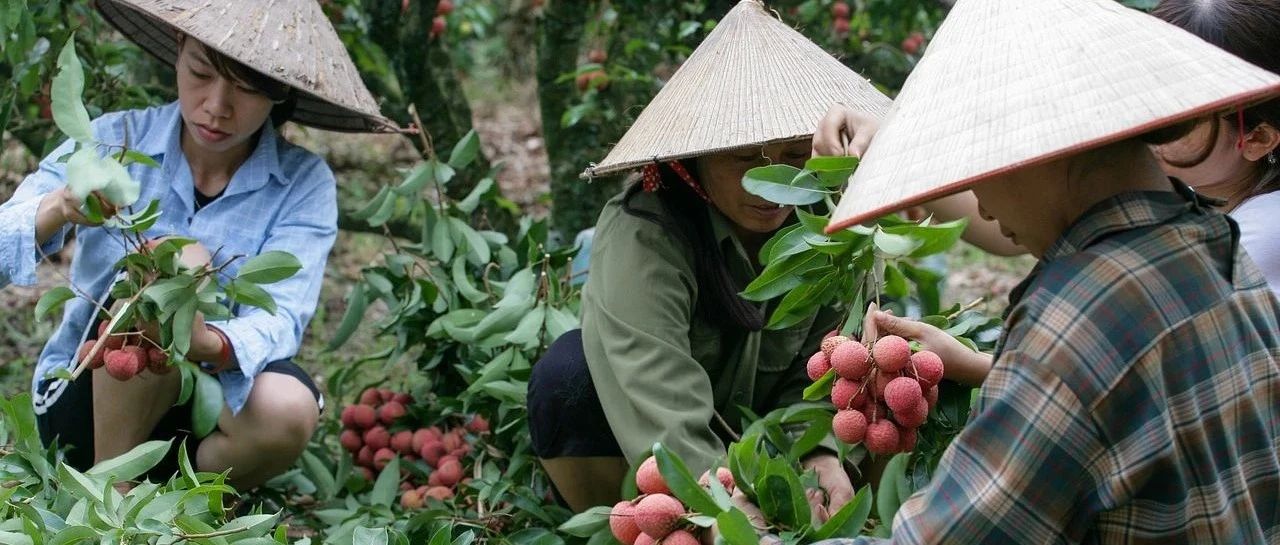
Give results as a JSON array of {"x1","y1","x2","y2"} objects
[
  {"x1": 695, "y1": 141, "x2": 811, "y2": 238},
  {"x1": 1152, "y1": 117, "x2": 1258, "y2": 200},
  {"x1": 969, "y1": 161, "x2": 1071, "y2": 257},
  {"x1": 175, "y1": 39, "x2": 274, "y2": 156}
]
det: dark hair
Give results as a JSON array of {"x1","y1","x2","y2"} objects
[
  {"x1": 1146, "y1": 0, "x2": 1280, "y2": 194},
  {"x1": 620, "y1": 163, "x2": 765, "y2": 332},
  {"x1": 181, "y1": 37, "x2": 298, "y2": 128}
]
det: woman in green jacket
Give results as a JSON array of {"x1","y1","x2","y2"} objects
[{"x1": 527, "y1": 0, "x2": 890, "y2": 514}]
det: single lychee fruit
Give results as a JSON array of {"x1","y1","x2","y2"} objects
[
  {"x1": 442, "y1": 431, "x2": 464, "y2": 452},
  {"x1": 831, "y1": 378, "x2": 863, "y2": 410},
  {"x1": 378, "y1": 389, "x2": 395, "y2": 403},
  {"x1": 865, "y1": 419, "x2": 900, "y2": 455},
  {"x1": 806, "y1": 352, "x2": 831, "y2": 381},
  {"x1": 351, "y1": 404, "x2": 377, "y2": 429},
  {"x1": 391, "y1": 430, "x2": 414, "y2": 455},
  {"x1": 832, "y1": 2, "x2": 851, "y2": 18},
  {"x1": 340, "y1": 429, "x2": 363, "y2": 452},
  {"x1": 587, "y1": 48, "x2": 608, "y2": 64},
  {"x1": 358, "y1": 466, "x2": 375, "y2": 481},
  {"x1": 146, "y1": 347, "x2": 170, "y2": 374},
  {"x1": 892, "y1": 397, "x2": 929, "y2": 429},
  {"x1": 664, "y1": 530, "x2": 700, "y2": 545},
  {"x1": 420, "y1": 440, "x2": 447, "y2": 467},
  {"x1": 884, "y1": 376, "x2": 924, "y2": 415},
  {"x1": 424, "y1": 486, "x2": 453, "y2": 500},
  {"x1": 98, "y1": 322, "x2": 125, "y2": 350},
  {"x1": 359, "y1": 388, "x2": 381, "y2": 406},
  {"x1": 412, "y1": 428, "x2": 434, "y2": 452},
  {"x1": 633, "y1": 493, "x2": 684, "y2": 539},
  {"x1": 120, "y1": 346, "x2": 148, "y2": 374},
  {"x1": 427, "y1": 471, "x2": 443, "y2": 487},
  {"x1": 634, "y1": 534, "x2": 655, "y2": 545},
  {"x1": 379, "y1": 401, "x2": 406, "y2": 426},
  {"x1": 357, "y1": 446, "x2": 374, "y2": 468},
  {"x1": 833, "y1": 409, "x2": 868, "y2": 444},
  {"x1": 698, "y1": 467, "x2": 735, "y2": 493},
  {"x1": 830, "y1": 341, "x2": 871, "y2": 380},
  {"x1": 435, "y1": 458, "x2": 464, "y2": 487},
  {"x1": 925, "y1": 385, "x2": 939, "y2": 409},
  {"x1": 609, "y1": 500, "x2": 642, "y2": 545},
  {"x1": 77, "y1": 340, "x2": 105, "y2": 370},
  {"x1": 392, "y1": 392, "x2": 414, "y2": 405},
  {"x1": 430, "y1": 16, "x2": 446, "y2": 38},
  {"x1": 874, "y1": 370, "x2": 898, "y2": 399},
  {"x1": 436, "y1": 0, "x2": 454, "y2": 16},
  {"x1": 896, "y1": 425, "x2": 918, "y2": 452},
  {"x1": 104, "y1": 349, "x2": 142, "y2": 381},
  {"x1": 635, "y1": 456, "x2": 669, "y2": 495},
  {"x1": 872, "y1": 335, "x2": 911, "y2": 372},
  {"x1": 909, "y1": 350, "x2": 944, "y2": 388},
  {"x1": 821, "y1": 335, "x2": 851, "y2": 358},
  {"x1": 373, "y1": 448, "x2": 396, "y2": 471},
  {"x1": 466, "y1": 414, "x2": 490, "y2": 434},
  {"x1": 363, "y1": 426, "x2": 391, "y2": 451},
  {"x1": 401, "y1": 488, "x2": 424, "y2": 509},
  {"x1": 341, "y1": 406, "x2": 359, "y2": 429}
]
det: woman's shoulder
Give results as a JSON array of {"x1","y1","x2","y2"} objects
[
  {"x1": 271, "y1": 131, "x2": 335, "y2": 186},
  {"x1": 88, "y1": 102, "x2": 179, "y2": 147},
  {"x1": 1233, "y1": 191, "x2": 1280, "y2": 269},
  {"x1": 592, "y1": 189, "x2": 694, "y2": 269}
]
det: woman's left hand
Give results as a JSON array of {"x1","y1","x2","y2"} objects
[{"x1": 802, "y1": 452, "x2": 854, "y2": 524}]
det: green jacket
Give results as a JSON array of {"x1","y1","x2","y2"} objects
[{"x1": 581, "y1": 190, "x2": 839, "y2": 472}]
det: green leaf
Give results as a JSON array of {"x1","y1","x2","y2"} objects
[
  {"x1": 34, "y1": 286, "x2": 75, "y2": 321},
  {"x1": 804, "y1": 155, "x2": 860, "y2": 187},
  {"x1": 457, "y1": 177, "x2": 495, "y2": 214},
  {"x1": 48, "y1": 525, "x2": 97, "y2": 545},
  {"x1": 741, "y1": 251, "x2": 825, "y2": 302},
  {"x1": 504, "y1": 303, "x2": 546, "y2": 348},
  {"x1": 788, "y1": 417, "x2": 832, "y2": 460},
  {"x1": 236, "y1": 251, "x2": 302, "y2": 284},
  {"x1": 803, "y1": 369, "x2": 836, "y2": 401},
  {"x1": 394, "y1": 162, "x2": 434, "y2": 195},
  {"x1": 448, "y1": 130, "x2": 481, "y2": 170},
  {"x1": 450, "y1": 217, "x2": 491, "y2": 265},
  {"x1": 753, "y1": 457, "x2": 809, "y2": 530},
  {"x1": 351, "y1": 186, "x2": 391, "y2": 220},
  {"x1": 715, "y1": 508, "x2": 758, "y2": 545},
  {"x1": 51, "y1": 36, "x2": 93, "y2": 144},
  {"x1": 882, "y1": 218, "x2": 969, "y2": 258},
  {"x1": 326, "y1": 286, "x2": 368, "y2": 351},
  {"x1": 557, "y1": 506, "x2": 610, "y2": 537},
  {"x1": 171, "y1": 297, "x2": 196, "y2": 356},
  {"x1": 742, "y1": 164, "x2": 827, "y2": 206},
  {"x1": 652, "y1": 443, "x2": 722, "y2": 516},
  {"x1": 229, "y1": 280, "x2": 277, "y2": 315},
  {"x1": 300, "y1": 450, "x2": 337, "y2": 501},
  {"x1": 191, "y1": 370, "x2": 223, "y2": 438},
  {"x1": 367, "y1": 190, "x2": 399, "y2": 226},
  {"x1": 452, "y1": 258, "x2": 488, "y2": 303},
  {"x1": 64, "y1": 147, "x2": 110, "y2": 202},
  {"x1": 142, "y1": 276, "x2": 195, "y2": 313},
  {"x1": 354, "y1": 527, "x2": 389, "y2": 545},
  {"x1": 876, "y1": 453, "x2": 911, "y2": 529},
  {"x1": 118, "y1": 149, "x2": 159, "y2": 168},
  {"x1": 57, "y1": 463, "x2": 105, "y2": 504},
  {"x1": 431, "y1": 217, "x2": 455, "y2": 262},
  {"x1": 814, "y1": 485, "x2": 872, "y2": 539},
  {"x1": 872, "y1": 229, "x2": 923, "y2": 257},
  {"x1": 214, "y1": 512, "x2": 279, "y2": 539},
  {"x1": 86, "y1": 440, "x2": 170, "y2": 482},
  {"x1": 370, "y1": 456, "x2": 400, "y2": 507}
]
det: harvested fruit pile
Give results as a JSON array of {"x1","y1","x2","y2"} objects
[
  {"x1": 338, "y1": 387, "x2": 490, "y2": 509},
  {"x1": 78, "y1": 322, "x2": 171, "y2": 380},
  {"x1": 609, "y1": 457, "x2": 734, "y2": 545},
  {"x1": 808, "y1": 333, "x2": 943, "y2": 455}
]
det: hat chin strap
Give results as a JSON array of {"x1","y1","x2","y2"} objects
[{"x1": 642, "y1": 161, "x2": 711, "y2": 203}]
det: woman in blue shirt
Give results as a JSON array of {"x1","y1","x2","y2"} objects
[{"x1": 0, "y1": 0, "x2": 394, "y2": 487}]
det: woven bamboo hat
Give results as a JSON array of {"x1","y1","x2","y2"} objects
[
  {"x1": 827, "y1": 0, "x2": 1280, "y2": 232},
  {"x1": 581, "y1": 0, "x2": 891, "y2": 179},
  {"x1": 95, "y1": 0, "x2": 397, "y2": 133}
]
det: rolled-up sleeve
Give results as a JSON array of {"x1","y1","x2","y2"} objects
[
  {"x1": 210, "y1": 160, "x2": 337, "y2": 413},
  {"x1": 0, "y1": 137, "x2": 77, "y2": 288}
]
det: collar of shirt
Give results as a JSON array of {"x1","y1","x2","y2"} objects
[
  {"x1": 706, "y1": 205, "x2": 761, "y2": 279},
  {"x1": 133, "y1": 102, "x2": 289, "y2": 205}
]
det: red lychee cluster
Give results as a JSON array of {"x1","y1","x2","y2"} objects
[
  {"x1": 80, "y1": 322, "x2": 170, "y2": 381},
  {"x1": 901, "y1": 31, "x2": 925, "y2": 55},
  {"x1": 831, "y1": 2, "x2": 851, "y2": 36},
  {"x1": 609, "y1": 457, "x2": 735, "y2": 545},
  {"x1": 429, "y1": 0, "x2": 454, "y2": 39},
  {"x1": 808, "y1": 334, "x2": 943, "y2": 455},
  {"x1": 338, "y1": 387, "x2": 491, "y2": 509}
]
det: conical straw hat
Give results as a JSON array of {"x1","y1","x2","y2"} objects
[
  {"x1": 95, "y1": 0, "x2": 397, "y2": 133},
  {"x1": 827, "y1": 0, "x2": 1280, "y2": 232},
  {"x1": 581, "y1": 0, "x2": 891, "y2": 179}
]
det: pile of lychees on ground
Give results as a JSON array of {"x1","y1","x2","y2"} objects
[
  {"x1": 338, "y1": 387, "x2": 490, "y2": 509},
  {"x1": 609, "y1": 457, "x2": 734, "y2": 545},
  {"x1": 808, "y1": 333, "x2": 944, "y2": 454},
  {"x1": 77, "y1": 322, "x2": 170, "y2": 380}
]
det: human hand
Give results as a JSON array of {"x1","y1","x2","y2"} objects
[
  {"x1": 812, "y1": 103, "x2": 881, "y2": 158},
  {"x1": 872, "y1": 310, "x2": 992, "y2": 386},
  {"x1": 38, "y1": 186, "x2": 118, "y2": 228},
  {"x1": 802, "y1": 452, "x2": 854, "y2": 524}
]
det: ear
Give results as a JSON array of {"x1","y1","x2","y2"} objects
[{"x1": 1242, "y1": 122, "x2": 1279, "y2": 162}]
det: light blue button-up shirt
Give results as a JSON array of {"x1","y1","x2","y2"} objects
[{"x1": 1, "y1": 101, "x2": 337, "y2": 414}]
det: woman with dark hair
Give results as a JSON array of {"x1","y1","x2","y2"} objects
[
  {"x1": 0, "y1": 0, "x2": 396, "y2": 487},
  {"x1": 526, "y1": 0, "x2": 891, "y2": 513}
]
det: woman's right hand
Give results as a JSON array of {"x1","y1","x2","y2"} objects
[
  {"x1": 35, "y1": 187, "x2": 118, "y2": 245},
  {"x1": 872, "y1": 310, "x2": 993, "y2": 386},
  {"x1": 812, "y1": 103, "x2": 881, "y2": 158}
]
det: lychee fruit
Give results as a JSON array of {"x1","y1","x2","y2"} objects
[
  {"x1": 910, "y1": 350, "x2": 944, "y2": 387},
  {"x1": 378, "y1": 389, "x2": 395, "y2": 403},
  {"x1": 379, "y1": 401, "x2": 406, "y2": 426},
  {"x1": 430, "y1": 15, "x2": 446, "y2": 38},
  {"x1": 104, "y1": 349, "x2": 142, "y2": 381},
  {"x1": 373, "y1": 448, "x2": 396, "y2": 471},
  {"x1": 391, "y1": 430, "x2": 414, "y2": 455},
  {"x1": 98, "y1": 322, "x2": 125, "y2": 350},
  {"x1": 872, "y1": 335, "x2": 911, "y2": 372},
  {"x1": 896, "y1": 425, "x2": 918, "y2": 452},
  {"x1": 865, "y1": 419, "x2": 900, "y2": 455},
  {"x1": 587, "y1": 48, "x2": 607, "y2": 64},
  {"x1": 892, "y1": 397, "x2": 929, "y2": 429},
  {"x1": 442, "y1": 430, "x2": 464, "y2": 452},
  {"x1": 401, "y1": 488, "x2": 424, "y2": 509},
  {"x1": 821, "y1": 335, "x2": 850, "y2": 358},
  {"x1": 392, "y1": 392, "x2": 414, "y2": 405},
  {"x1": 632, "y1": 493, "x2": 684, "y2": 539},
  {"x1": 634, "y1": 535, "x2": 655, "y2": 545},
  {"x1": 340, "y1": 429, "x2": 363, "y2": 452},
  {"x1": 424, "y1": 486, "x2": 453, "y2": 500},
  {"x1": 351, "y1": 404, "x2": 377, "y2": 429},
  {"x1": 831, "y1": 2, "x2": 850, "y2": 18},
  {"x1": 466, "y1": 414, "x2": 490, "y2": 434},
  {"x1": 358, "y1": 466, "x2": 375, "y2": 481},
  {"x1": 363, "y1": 426, "x2": 391, "y2": 451},
  {"x1": 698, "y1": 467, "x2": 734, "y2": 493},
  {"x1": 357, "y1": 446, "x2": 374, "y2": 468},
  {"x1": 77, "y1": 340, "x2": 105, "y2": 369},
  {"x1": 436, "y1": 0, "x2": 454, "y2": 15},
  {"x1": 359, "y1": 388, "x2": 381, "y2": 406},
  {"x1": 120, "y1": 346, "x2": 148, "y2": 373},
  {"x1": 420, "y1": 440, "x2": 447, "y2": 467},
  {"x1": 609, "y1": 500, "x2": 642, "y2": 545},
  {"x1": 341, "y1": 405, "x2": 359, "y2": 429},
  {"x1": 146, "y1": 347, "x2": 170, "y2": 374},
  {"x1": 833, "y1": 409, "x2": 868, "y2": 444},
  {"x1": 830, "y1": 378, "x2": 863, "y2": 410},
  {"x1": 635, "y1": 456, "x2": 669, "y2": 495},
  {"x1": 925, "y1": 385, "x2": 939, "y2": 409},
  {"x1": 873, "y1": 370, "x2": 897, "y2": 399},
  {"x1": 664, "y1": 530, "x2": 700, "y2": 545},
  {"x1": 883, "y1": 376, "x2": 924, "y2": 415},
  {"x1": 806, "y1": 352, "x2": 831, "y2": 381},
  {"x1": 412, "y1": 428, "x2": 433, "y2": 452},
  {"x1": 830, "y1": 341, "x2": 871, "y2": 380},
  {"x1": 435, "y1": 458, "x2": 464, "y2": 487}
]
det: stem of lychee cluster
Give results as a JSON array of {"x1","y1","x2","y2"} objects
[
  {"x1": 946, "y1": 297, "x2": 986, "y2": 321},
  {"x1": 712, "y1": 411, "x2": 741, "y2": 442}
]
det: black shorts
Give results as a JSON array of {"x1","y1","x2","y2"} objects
[
  {"x1": 527, "y1": 329, "x2": 624, "y2": 458},
  {"x1": 34, "y1": 360, "x2": 322, "y2": 480}
]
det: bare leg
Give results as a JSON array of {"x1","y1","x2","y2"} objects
[
  {"x1": 196, "y1": 372, "x2": 319, "y2": 489},
  {"x1": 92, "y1": 366, "x2": 181, "y2": 463},
  {"x1": 539, "y1": 456, "x2": 629, "y2": 512}
]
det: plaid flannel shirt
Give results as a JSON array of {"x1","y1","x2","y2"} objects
[{"x1": 838, "y1": 182, "x2": 1280, "y2": 544}]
